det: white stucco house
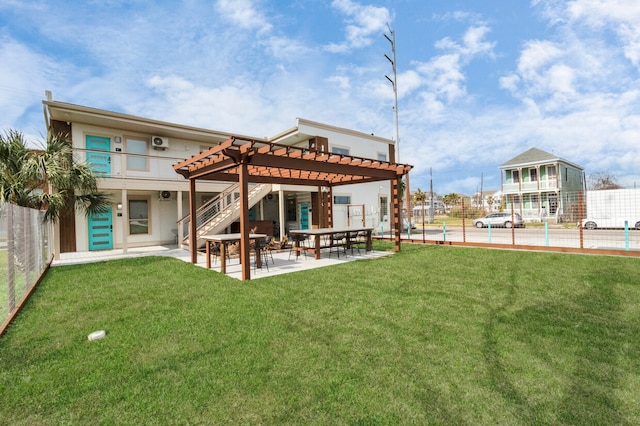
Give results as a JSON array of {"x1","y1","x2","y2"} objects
[{"x1": 43, "y1": 99, "x2": 407, "y2": 258}]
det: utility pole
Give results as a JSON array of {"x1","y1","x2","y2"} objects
[
  {"x1": 430, "y1": 167, "x2": 434, "y2": 224},
  {"x1": 384, "y1": 24, "x2": 399, "y2": 162},
  {"x1": 480, "y1": 172, "x2": 484, "y2": 211}
]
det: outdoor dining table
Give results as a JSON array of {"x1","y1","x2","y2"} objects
[
  {"x1": 201, "y1": 233, "x2": 267, "y2": 274},
  {"x1": 289, "y1": 227, "x2": 373, "y2": 260}
]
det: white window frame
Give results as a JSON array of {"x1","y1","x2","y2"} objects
[
  {"x1": 333, "y1": 194, "x2": 351, "y2": 205},
  {"x1": 128, "y1": 196, "x2": 151, "y2": 235},
  {"x1": 331, "y1": 146, "x2": 350, "y2": 155},
  {"x1": 126, "y1": 137, "x2": 149, "y2": 171}
]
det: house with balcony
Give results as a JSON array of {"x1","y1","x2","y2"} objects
[
  {"x1": 43, "y1": 98, "x2": 404, "y2": 258},
  {"x1": 500, "y1": 147, "x2": 585, "y2": 223}
]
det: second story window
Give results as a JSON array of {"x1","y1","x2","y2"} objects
[
  {"x1": 377, "y1": 152, "x2": 387, "y2": 161},
  {"x1": 512, "y1": 170, "x2": 520, "y2": 183},
  {"x1": 333, "y1": 195, "x2": 351, "y2": 204},
  {"x1": 331, "y1": 146, "x2": 349, "y2": 155},
  {"x1": 530, "y1": 168, "x2": 537, "y2": 182},
  {"x1": 127, "y1": 138, "x2": 148, "y2": 171}
]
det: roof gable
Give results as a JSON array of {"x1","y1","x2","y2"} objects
[
  {"x1": 500, "y1": 147, "x2": 583, "y2": 170},
  {"x1": 501, "y1": 148, "x2": 557, "y2": 167}
]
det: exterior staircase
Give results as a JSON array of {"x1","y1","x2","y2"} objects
[{"x1": 179, "y1": 183, "x2": 272, "y2": 248}]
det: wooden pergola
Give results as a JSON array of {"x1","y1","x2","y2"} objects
[{"x1": 173, "y1": 136, "x2": 413, "y2": 280}]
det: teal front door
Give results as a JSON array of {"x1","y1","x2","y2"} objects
[
  {"x1": 86, "y1": 135, "x2": 111, "y2": 176},
  {"x1": 299, "y1": 203, "x2": 310, "y2": 230},
  {"x1": 88, "y1": 207, "x2": 113, "y2": 251}
]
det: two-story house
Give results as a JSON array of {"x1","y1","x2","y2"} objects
[
  {"x1": 500, "y1": 147, "x2": 585, "y2": 222},
  {"x1": 43, "y1": 99, "x2": 406, "y2": 259}
]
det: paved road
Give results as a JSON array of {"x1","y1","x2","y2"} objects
[{"x1": 403, "y1": 226, "x2": 640, "y2": 251}]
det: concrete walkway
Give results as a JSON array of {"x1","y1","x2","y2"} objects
[{"x1": 52, "y1": 245, "x2": 392, "y2": 280}]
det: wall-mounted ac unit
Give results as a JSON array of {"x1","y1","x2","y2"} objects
[
  {"x1": 159, "y1": 190, "x2": 172, "y2": 200},
  {"x1": 151, "y1": 136, "x2": 169, "y2": 149}
]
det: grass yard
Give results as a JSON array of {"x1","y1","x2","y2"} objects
[{"x1": 1, "y1": 243, "x2": 639, "y2": 424}]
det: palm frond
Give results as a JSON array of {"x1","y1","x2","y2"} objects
[{"x1": 0, "y1": 129, "x2": 111, "y2": 222}]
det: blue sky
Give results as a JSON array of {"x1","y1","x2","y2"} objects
[{"x1": 2, "y1": 0, "x2": 640, "y2": 195}]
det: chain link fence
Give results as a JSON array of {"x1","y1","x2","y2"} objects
[{"x1": 0, "y1": 203, "x2": 51, "y2": 330}]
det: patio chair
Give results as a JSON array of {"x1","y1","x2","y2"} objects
[
  {"x1": 208, "y1": 241, "x2": 221, "y2": 265},
  {"x1": 348, "y1": 231, "x2": 362, "y2": 255},
  {"x1": 352, "y1": 230, "x2": 368, "y2": 254},
  {"x1": 288, "y1": 234, "x2": 308, "y2": 260},
  {"x1": 329, "y1": 232, "x2": 347, "y2": 258},
  {"x1": 252, "y1": 237, "x2": 270, "y2": 272},
  {"x1": 263, "y1": 236, "x2": 275, "y2": 265}
]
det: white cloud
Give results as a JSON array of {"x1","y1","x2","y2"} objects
[
  {"x1": 144, "y1": 75, "x2": 271, "y2": 134},
  {"x1": 328, "y1": 0, "x2": 391, "y2": 51},
  {"x1": 265, "y1": 35, "x2": 311, "y2": 59},
  {"x1": 517, "y1": 40, "x2": 563, "y2": 77},
  {"x1": 215, "y1": 0, "x2": 273, "y2": 34},
  {"x1": 461, "y1": 25, "x2": 495, "y2": 56},
  {"x1": 539, "y1": 0, "x2": 640, "y2": 69},
  {"x1": 326, "y1": 75, "x2": 350, "y2": 91},
  {"x1": 411, "y1": 25, "x2": 495, "y2": 105},
  {"x1": 566, "y1": 0, "x2": 640, "y2": 26},
  {"x1": 0, "y1": 37, "x2": 64, "y2": 135},
  {"x1": 618, "y1": 24, "x2": 640, "y2": 66},
  {"x1": 417, "y1": 54, "x2": 466, "y2": 103}
]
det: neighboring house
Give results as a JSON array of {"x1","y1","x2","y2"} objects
[
  {"x1": 500, "y1": 147, "x2": 585, "y2": 222},
  {"x1": 409, "y1": 192, "x2": 445, "y2": 224},
  {"x1": 473, "y1": 190, "x2": 501, "y2": 212},
  {"x1": 43, "y1": 99, "x2": 400, "y2": 258}
]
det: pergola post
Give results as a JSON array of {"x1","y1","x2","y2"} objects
[
  {"x1": 405, "y1": 172, "x2": 411, "y2": 226},
  {"x1": 238, "y1": 160, "x2": 251, "y2": 281},
  {"x1": 189, "y1": 178, "x2": 197, "y2": 264},
  {"x1": 327, "y1": 186, "x2": 333, "y2": 228},
  {"x1": 392, "y1": 177, "x2": 401, "y2": 252}
]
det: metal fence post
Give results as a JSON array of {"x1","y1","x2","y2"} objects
[{"x1": 544, "y1": 221, "x2": 549, "y2": 246}]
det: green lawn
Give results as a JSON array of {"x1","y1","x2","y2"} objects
[{"x1": 1, "y1": 243, "x2": 639, "y2": 424}]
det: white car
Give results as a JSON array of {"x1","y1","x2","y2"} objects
[{"x1": 472, "y1": 212, "x2": 525, "y2": 228}]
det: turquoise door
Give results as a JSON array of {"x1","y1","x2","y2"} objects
[
  {"x1": 299, "y1": 203, "x2": 310, "y2": 230},
  {"x1": 86, "y1": 135, "x2": 111, "y2": 176},
  {"x1": 88, "y1": 207, "x2": 113, "y2": 251}
]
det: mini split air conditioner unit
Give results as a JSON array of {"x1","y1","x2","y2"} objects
[
  {"x1": 159, "y1": 191, "x2": 172, "y2": 200},
  {"x1": 151, "y1": 136, "x2": 169, "y2": 149}
]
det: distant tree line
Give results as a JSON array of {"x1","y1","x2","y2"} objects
[{"x1": 588, "y1": 171, "x2": 622, "y2": 190}]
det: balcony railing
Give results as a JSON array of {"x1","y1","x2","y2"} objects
[{"x1": 503, "y1": 180, "x2": 558, "y2": 193}]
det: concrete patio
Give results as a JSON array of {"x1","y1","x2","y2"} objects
[{"x1": 52, "y1": 245, "x2": 392, "y2": 280}]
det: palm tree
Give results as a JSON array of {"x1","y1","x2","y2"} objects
[
  {"x1": 412, "y1": 188, "x2": 427, "y2": 206},
  {"x1": 442, "y1": 193, "x2": 461, "y2": 211},
  {"x1": 486, "y1": 195, "x2": 495, "y2": 211},
  {"x1": 0, "y1": 129, "x2": 111, "y2": 222}
]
